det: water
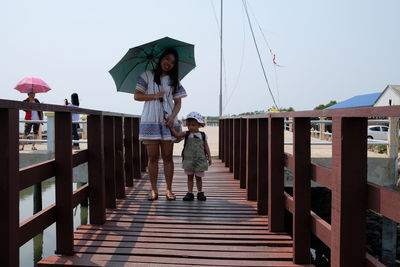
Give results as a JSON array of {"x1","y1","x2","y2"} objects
[{"x1": 19, "y1": 180, "x2": 88, "y2": 267}]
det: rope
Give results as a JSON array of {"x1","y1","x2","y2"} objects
[
  {"x1": 246, "y1": 1, "x2": 281, "y2": 108},
  {"x1": 242, "y1": 0, "x2": 279, "y2": 110}
]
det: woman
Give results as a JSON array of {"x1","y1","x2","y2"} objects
[
  {"x1": 134, "y1": 48, "x2": 187, "y2": 201},
  {"x1": 68, "y1": 93, "x2": 80, "y2": 149}
]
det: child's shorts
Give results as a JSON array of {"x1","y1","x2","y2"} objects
[{"x1": 184, "y1": 170, "x2": 205, "y2": 178}]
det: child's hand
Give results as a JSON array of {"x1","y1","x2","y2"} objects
[
  {"x1": 208, "y1": 157, "x2": 212, "y2": 166},
  {"x1": 165, "y1": 116, "x2": 174, "y2": 128}
]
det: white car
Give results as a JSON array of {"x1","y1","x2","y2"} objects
[{"x1": 367, "y1": 125, "x2": 389, "y2": 140}]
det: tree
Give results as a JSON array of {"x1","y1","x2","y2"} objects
[{"x1": 314, "y1": 100, "x2": 337, "y2": 110}]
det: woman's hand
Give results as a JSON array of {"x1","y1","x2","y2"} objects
[{"x1": 155, "y1": 90, "x2": 165, "y2": 100}]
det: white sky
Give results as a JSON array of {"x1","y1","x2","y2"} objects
[{"x1": 1, "y1": 0, "x2": 400, "y2": 117}]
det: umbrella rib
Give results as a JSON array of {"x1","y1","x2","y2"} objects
[{"x1": 119, "y1": 59, "x2": 149, "y2": 88}]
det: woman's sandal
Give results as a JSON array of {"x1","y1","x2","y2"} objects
[
  {"x1": 147, "y1": 191, "x2": 158, "y2": 201},
  {"x1": 165, "y1": 190, "x2": 176, "y2": 201}
]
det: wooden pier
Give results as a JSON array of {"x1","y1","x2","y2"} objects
[
  {"x1": 38, "y1": 159, "x2": 308, "y2": 266},
  {"x1": 1, "y1": 99, "x2": 400, "y2": 266}
]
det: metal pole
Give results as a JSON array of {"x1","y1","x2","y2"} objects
[{"x1": 219, "y1": 0, "x2": 223, "y2": 117}]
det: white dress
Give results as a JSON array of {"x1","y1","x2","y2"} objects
[{"x1": 136, "y1": 70, "x2": 187, "y2": 141}]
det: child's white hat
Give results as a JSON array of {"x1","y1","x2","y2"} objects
[{"x1": 186, "y1": 111, "x2": 205, "y2": 126}]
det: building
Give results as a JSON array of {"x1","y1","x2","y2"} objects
[{"x1": 326, "y1": 85, "x2": 400, "y2": 109}]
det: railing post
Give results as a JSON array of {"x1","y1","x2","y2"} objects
[
  {"x1": 140, "y1": 142, "x2": 147, "y2": 172},
  {"x1": 239, "y1": 118, "x2": 247, "y2": 189},
  {"x1": 247, "y1": 118, "x2": 258, "y2": 201},
  {"x1": 54, "y1": 111, "x2": 74, "y2": 255},
  {"x1": 103, "y1": 116, "x2": 116, "y2": 209},
  {"x1": 124, "y1": 117, "x2": 134, "y2": 186},
  {"x1": 132, "y1": 118, "x2": 142, "y2": 179},
  {"x1": 224, "y1": 119, "x2": 229, "y2": 167},
  {"x1": 87, "y1": 114, "x2": 106, "y2": 224},
  {"x1": 233, "y1": 118, "x2": 241, "y2": 180},
  {"x1": 0, "y1": 108, "x2": 19, "y2": 267},
  {"x1": 293, "y1": 117, "x2": 311, "y2": 264},
  {"x1": 229, "y1": 119, "x2": 234, "y2": 172},
  {"x1": 220, "y1": 119, "x2": 224, "y2": 161},
  {"x1": 226, "y1": 119, "x2": 231, "y2": 169},
  {"x1": 114, "y1": 116, "x2": 126, "y2": 199},
  {"x1": 257, "y1": 117, "x2": 268, "y2": 215},
  {"x1": 218, "y1": 119, "x2": 222, "y2": 159},
  {"x1": 331, "y1": 117, "x2": 367, "y2": 267},
  {"x1": 268, "y1": 117, "x2": 285, "y2": 232}
]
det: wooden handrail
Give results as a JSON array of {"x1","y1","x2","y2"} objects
[
  {"x1": 220, "y1": 111, "x2": 400, "y2": 266},
  {"x1": 0, "y1": 99, "x2": 144, "y2": 266}
]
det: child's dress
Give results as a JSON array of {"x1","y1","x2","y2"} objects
[{"x1": 182, "y1": 132, "x2": 208, "y2": 172}]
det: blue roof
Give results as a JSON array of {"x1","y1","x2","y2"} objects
[{"x1": 325, "y1": 92, "x2": 381, "y2": 109}]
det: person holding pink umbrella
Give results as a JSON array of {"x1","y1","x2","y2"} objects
[
  {"x1": 15, "y1": 77, "x2": 50, "y2": 150},
  {"x1": 20, "y1": 90, "x2": 43, "y2": 150}
]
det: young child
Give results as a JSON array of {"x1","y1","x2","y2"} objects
[{"x1": 169, "y1": 112, "x2": 212, "y2": 201}]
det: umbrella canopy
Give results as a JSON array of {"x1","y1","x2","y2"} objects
[
  {"x1": 109, "y1": 37, "x2": 196, "y2": 94},
  {"x1": 14, "y1": 77, "x2": 52, "y2": 93}
]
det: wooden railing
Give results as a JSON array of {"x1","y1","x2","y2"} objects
[
  {"x1": 220, "y1": 106, "x2": 400, "y2": 267},
  {"x1": 0, "y1": 99, "x2": 146, "y2": 267}
]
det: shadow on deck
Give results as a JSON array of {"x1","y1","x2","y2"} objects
[{"x1": 38, "y1": 158, "x2": 310, "y2": 267}]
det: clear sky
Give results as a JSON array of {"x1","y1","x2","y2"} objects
[{"x1": 1, "y1": 0, "x2": 400, "y2": 117}]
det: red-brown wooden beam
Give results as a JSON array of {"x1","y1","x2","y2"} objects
[
  {"x1": 257, "y1": 118, "x2": 268, "y2": 215},
  {"x1": 140, "y1": 142, "x2": 147, "y2": 172},
  {"x1": 292, "y1": 117, "x2": 311, "y2": 264},
  {"x1": 229, "y1": 119, "x2": 234, "y2": 172},
  {"x1": 224, "y1": 119, "x2": 229, "y2": 167},
  {"x1": 239, "y1": 118, "x2": 247, "y2": 189},
  {"x1": 54, "y1": 111, "x2": 74, "y2": 255},
  {"x1": 218, "y1": 119, "x2": 222, "y2": 159},
  {"x1": 124, "y1": 117, "x2": 134, "y2": 186},
  {"x1": 246, "y1": 118, "x2": 258, "y2": 201},
  {"x1": 233, "y1": 119, "x2": 241, "y2": 180},
  {"x1": 19, "y1": 204, "x2": 56, "y2": 247},
  {"x1": 367, "y1": 182, "x2": 400, "y2": 223},
  {"x1": 268, "y1": 117, "x2": 285, "y2": 232},
  {"x1": 331, "y1": 117, "x2": 367, "y2": 267},
  {"x1": 229, "y1": 119, "x2": 235, "y2": 172},
  {"x1": 132, "y1": 118, "x2": 142, "y2": 179},
  {"x1": 0, "y1": 108, "x2": 19, "y2": 267},
  {"x1": 114, "y1": 116, "x2": 126, "y2": 199},
  {"x1": 219, "y1": 119, "x2": 224, "y2": 161},
  {"x1": 87, "y1": 114, "x2": 106, "y2": 224},
  {"x1": 103, "y1": 116, "x2": 116, "y2": 209}
]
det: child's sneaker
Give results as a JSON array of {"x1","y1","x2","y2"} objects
[
  {"x1": 197, "y1": 192, "x2": 207, "y2": 201},
  {"x1": 183, "y1": 192, "x2": 194, "y2": 201}
]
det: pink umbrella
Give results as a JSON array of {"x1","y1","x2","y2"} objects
[{"x1": 14, "y1": 77, "x2": 52, "y2": 93}]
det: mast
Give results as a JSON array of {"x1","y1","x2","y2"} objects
[{"x1": 219, "y1": 0, "x2": 223, "y2": 117}]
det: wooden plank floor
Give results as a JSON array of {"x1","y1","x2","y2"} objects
[{"x1": 39, "y1": 158, "x2": 312, "y2": 266}]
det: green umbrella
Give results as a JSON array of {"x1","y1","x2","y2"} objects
[{"x1": 109, "y1": 36, "x2": 196, "y2": 94}]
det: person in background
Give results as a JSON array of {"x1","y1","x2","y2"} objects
[
  {"x1": 64, "y1": 98, "x2": 69, "y2": 105},
  {"x1": 169, "y1": 112, "x2": 212, "y2": 201},
  {"x1": 20, "y1": 90, "x2": 43, "y2": 150},
  {"x1": 68, "y1": 93, "x2": 80, "y2": 149}
]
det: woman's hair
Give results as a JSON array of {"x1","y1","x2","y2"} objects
[
  {"x1": 153, "y1": 48, "x2": 179, "y2": 90},
  {"x1": 71, "y1": 93, "x2": 79, "y2": 106}
]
